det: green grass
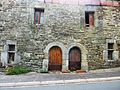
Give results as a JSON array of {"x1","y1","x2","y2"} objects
[{"x1": 5, "y1": 66, "x2": 31, "y2": 75}]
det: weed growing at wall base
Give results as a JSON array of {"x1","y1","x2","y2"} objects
[{"x1": 5, "y1": 66, "x2": 31, "y2": 75}]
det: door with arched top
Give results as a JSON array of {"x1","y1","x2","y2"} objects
[
  {"x1": 48, "y1": 46, "x2": 62, "y2": 71},
  {"x1": 69, "y1": 47, "x2": 81, "y2": 71}
]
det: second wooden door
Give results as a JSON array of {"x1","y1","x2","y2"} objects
[{"x1": 69, "y1": 47, "x2": 81, "y2": 71}]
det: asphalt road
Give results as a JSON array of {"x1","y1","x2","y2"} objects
[
  {"x1": 0, "y1": 71, "x2": 120, "y2": 83},
  {"x1": 0, "y1": 80, "x2": 120, "y2": 90}
]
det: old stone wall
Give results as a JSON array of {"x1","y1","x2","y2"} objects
[
  {"x1": 87, "y1": 6, "x2": 120, "y2": 69},
  {"x1": 0, "y1": 0, "x2": 120, "y2": 71}
]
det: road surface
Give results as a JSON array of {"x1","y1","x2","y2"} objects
[{"x1": 0, "y1": 80, "x2": 120, "y2": 90}]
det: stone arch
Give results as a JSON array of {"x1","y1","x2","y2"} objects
[
  {"x1": 43, "y1": 42, "x2": 66, "y2": 71},
  {"x1": 44, "y1": 42, "x2": 66, "y2": 59},
  {"x1": 66, "y1": 43, "x2": 88, "y2": 71}
]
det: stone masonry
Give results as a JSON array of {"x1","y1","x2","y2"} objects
[{"x1": 0, "y1": 0, "x2": 120, "y2": 72}]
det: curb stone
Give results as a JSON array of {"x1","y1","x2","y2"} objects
[{"x1": 0, "y1": 76, "x2": 120, "y2": 87}]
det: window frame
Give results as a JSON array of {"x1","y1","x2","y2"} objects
[
  {"x1": 105, "y1": 39, "x2": 118, "y2": 62},
  {"x1": 85, "y1": 11, "x2": 95, "y2": 27},
  {"x1": 8, "y1": 44, "x2": 15, "y2": 64},
  {"x1": 107, "y1": 43, "x2": 114, "y2": 60},
  {"x1": 34, "y1": 8, "x2": 44, "y2": 25}
]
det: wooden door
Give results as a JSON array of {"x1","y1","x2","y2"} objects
[
  {"x1": 49, "y1": 46, "x2": 62, "y2": 71},
  {"x1": 69, "y1": 47, "x2": 81, "y2": 71}
]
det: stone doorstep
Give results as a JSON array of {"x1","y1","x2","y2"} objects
[
  {"x1": 76, "y1": 70, "x2": 87, "y2": 73},
  {"x1": 62, "y1": 70, "x2": 70, "y2": 73},
  {"x1": 45, "y1": 70, "x2": 87, "y2": 74},
  {"x1": 62, "y1": 70, "x2": 87, "y2": 74},
  {"x1": 49, "y1": 71, "x2": 62, "y2": 74}
]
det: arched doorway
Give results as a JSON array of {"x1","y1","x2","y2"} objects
[
  {"x1": 69, "y1": 47, "x2": 81, "y2": 71},
  {"x1": 48, "y1": 46, "x2": 62, "y2": 71}
]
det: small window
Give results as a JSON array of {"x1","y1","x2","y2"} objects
[
  {"x1": 8, "y1": 44, "x2": 15, "y2": 64},
  {"x1": 108, "y1": 50, "x2": 113, "y2": 60},
  {"x1": 8, "y1": 53, "x2": 15, "y2": 63},
  {"x1": 85, "y1": 12, "x2": 94, "y2": 27},
  {"x1": 108, "y1": 43, "x2": 114, "y2": 60},
  {"x1": 9, "y1": 45, "x2": 15, "y2": 51},
  {"x1": 108, "y1": 43, "x2": 114, "y2": 49},
  {"x1": 34, "y1": 8, "x2": 44, "y2": 25}
]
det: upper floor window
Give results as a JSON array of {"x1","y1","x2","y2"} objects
[
  {"x1": 34, "y1": 8, "x2": 44, "y2": 25},
  {"x1": 85, "y1": 11, "x2": 94, "y2": 27}
]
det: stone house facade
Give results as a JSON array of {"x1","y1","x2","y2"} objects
[{"x1": 0, "y1": 0, "x2": 120, "y2": 72}]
